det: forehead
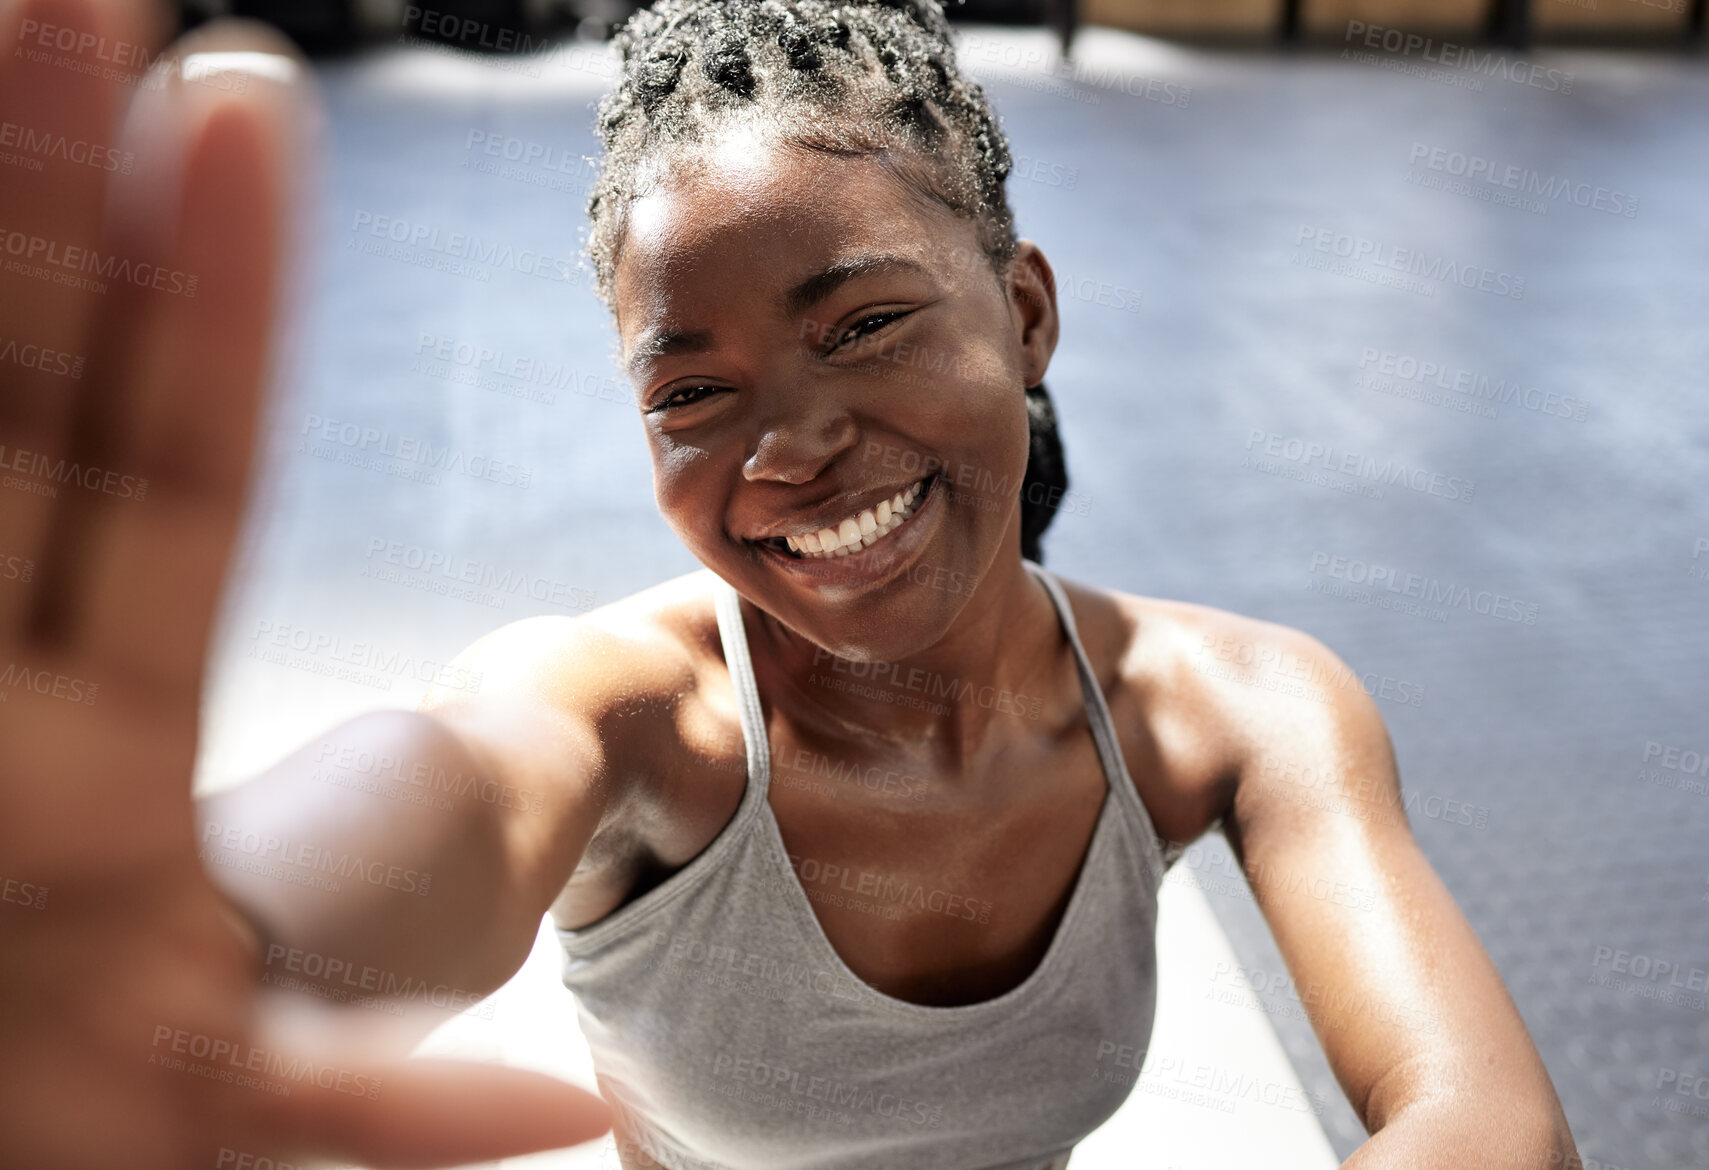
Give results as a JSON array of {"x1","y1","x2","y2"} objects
[{"x1": 612, "y1": 125, "x2": 975, "y2": 342}]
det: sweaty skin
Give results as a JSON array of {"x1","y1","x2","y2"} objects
[
  {"x1": 0, "y1": 0, "x2": 1582, "y2": 1161},
  {"x1": 419, "y1": 125, "x2": 1584, "y2": 1164}
]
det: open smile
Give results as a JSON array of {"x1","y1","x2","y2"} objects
[{"x1": 747, "y1": 472, "x2": 943, "y2": 583}]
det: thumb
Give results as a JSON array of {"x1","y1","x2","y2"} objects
[{"x1": 233, "y1": 992, "x2": 612, "y2": 1169}]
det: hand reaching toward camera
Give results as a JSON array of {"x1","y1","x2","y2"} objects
[{"x1": 0, "y1": 2, "x2": 611, "y2": 1166}]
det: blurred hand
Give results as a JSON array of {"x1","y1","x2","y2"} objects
[{"x1": 0, "y1": 1, "x2": 611, "y2": 1165}]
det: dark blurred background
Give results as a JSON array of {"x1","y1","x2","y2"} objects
[{"x1": 172, "y1": 0, "x2": 1709, "y2": 56}]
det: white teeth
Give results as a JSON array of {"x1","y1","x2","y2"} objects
[{"x1": 780, "y1": 476, "x2": 931, "y2": 560}]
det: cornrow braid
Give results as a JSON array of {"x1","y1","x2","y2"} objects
[
  {"x1": 584, "y1": 0, "x2": 1016, "y2": 309},
  {"x1": 585, "y1": 0, "x2": 1069, "y2": 563}
]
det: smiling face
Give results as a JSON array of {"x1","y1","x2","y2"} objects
[{"x1": 613, "y1": 124, "x2": 1059, "y2": 663}]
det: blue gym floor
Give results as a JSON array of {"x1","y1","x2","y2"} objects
[{"x1": 198, "y1": 24, "x2": 1709, "y2": 1168}]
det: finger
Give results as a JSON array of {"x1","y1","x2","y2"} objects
[
  {"x1": 251, "y1": 1056, "x2": 614, "y2": 1170},
  {"x1": 28, "y1": 20, "x2": 313, "y2": 712},
  {"x1": 231, "y1": 995, "x2": 613, "y2": 1170},
  {"x1": 0, "y1": 0, "x2": 166, "y2": 634}
]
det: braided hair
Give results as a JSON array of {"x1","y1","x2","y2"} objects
[{"x1": 585, "y1": 0, "x2": 1070, "y2": 563}]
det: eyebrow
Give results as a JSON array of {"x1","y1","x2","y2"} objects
[{"x1": 626, "y1": 252, "x2": 931, "y2": 380}]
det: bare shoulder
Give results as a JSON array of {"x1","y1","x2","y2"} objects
[
  {"x1": 1058, "y1": 596, "x2": 1571, "y2": 1148},
  {"x1": 425, "y1": 570, "x2": 719, "y2": 704},
  {"x1": 417, "y1": 568, "x2": 730, "y2": 821},
  {"x1": 1044, "y1": 570, "x2": 1393, "y2": 844}
]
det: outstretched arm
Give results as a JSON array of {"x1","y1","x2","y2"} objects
[
  {"x1": 1192, "y1": 620, "x2": 1579, "y2": 1166},
  {"x1": 195, "y1": 693, "x2": 607, "y2": 1031},
  {"x1": 0, "y1": 2, "x2": 610, "y2": 1164}
]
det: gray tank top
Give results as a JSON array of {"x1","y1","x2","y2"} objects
[{"x1": 556, "y1": 560, "x2": 1179, "y2": 1170}]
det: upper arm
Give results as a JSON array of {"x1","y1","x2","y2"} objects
[
  {"x1": 414, "y1": 611, "x2": 690, "y2": 928},
  {"x1": 1177, "y1": 614, "x2": 1567, "y2": 1137}
]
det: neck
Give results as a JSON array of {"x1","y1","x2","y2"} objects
[{"x1": 745, "y1": 547, "x2": 1073, "y2": 774}]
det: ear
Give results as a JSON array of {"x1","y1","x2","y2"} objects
[{"x1": 1005, "y1": 240, "x2": 1060, "y2": 389}]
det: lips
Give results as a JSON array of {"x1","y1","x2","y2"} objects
[
  {"x1": 742, "y1": 471, "x2": 946, "y2": 594},
  {"x1": 750, "y1": 474, "x2": 936, "y2": 560}
]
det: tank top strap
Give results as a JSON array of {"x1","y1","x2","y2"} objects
[
  {"x1": 1023, "y1": 559, "x2": 1171, "y2": 886},
  {"x1": 714, "y1": 574, "x2": 774, "y2": 800}
]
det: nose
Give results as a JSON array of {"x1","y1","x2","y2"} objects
[{"x1": 742, "y1": 394, "x2": 861, "y2": 485}]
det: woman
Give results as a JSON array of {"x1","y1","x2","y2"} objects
[{"x1": 0, "y1": 0, "x2": 1581, "y2": 1167}]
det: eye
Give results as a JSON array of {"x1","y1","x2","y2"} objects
[
  {"x1": 648, "y1": 384, "x2": 725, "y2": 413},
  {"x1": 833, "y1": 311, "x2": 907, "y2": 351}
]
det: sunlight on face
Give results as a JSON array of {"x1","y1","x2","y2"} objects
[{"x1": 612, "y1": 127, "x2": 1046, "y2": 661}]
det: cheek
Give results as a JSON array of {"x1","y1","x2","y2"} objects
[{"x1": 651, "y1": 445, "x2": 724, "y2": 542}]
